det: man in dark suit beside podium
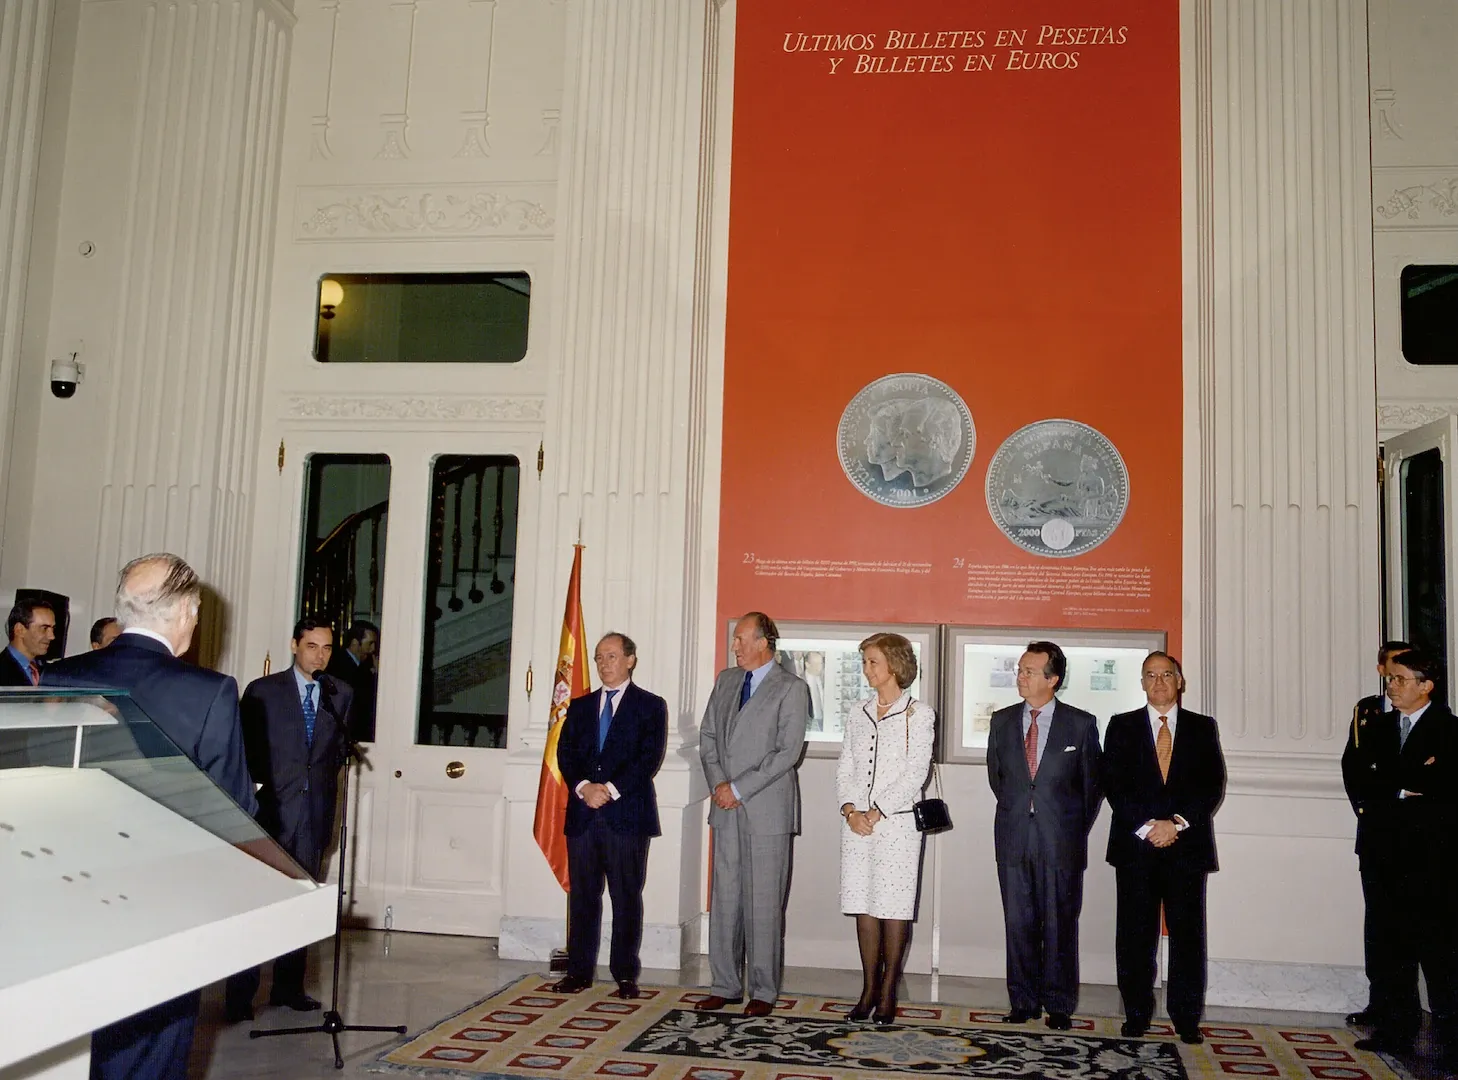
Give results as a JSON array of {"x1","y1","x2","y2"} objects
[
  {"x1": 551, "y1": 632, "x2": 668, "y2": 999},
  {"x1": 44, "y1": 554, "x2": 257, "y2": 1080},
  {"x1": 987, "y1": 640, "x2": 1103, "y2": 1030},
  {"x1": 225, "y1": 616, "x2": 352, "y2": 1021},
  {"x1": 1102, "y1": 651, "x2": 1226, "y2": 1044}
]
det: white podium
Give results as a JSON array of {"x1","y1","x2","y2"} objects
[{"x1": 0, "y1": 692, "x2": 338, "y2": 1078}]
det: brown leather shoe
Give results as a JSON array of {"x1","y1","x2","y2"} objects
[
  {"x1": 743, "y1": 999, "x2": 774, "y2": 1017},
  {"x1": 693, "y1": 995, "x2": 740, "y2": 1012}
]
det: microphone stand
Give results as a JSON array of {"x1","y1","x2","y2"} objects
[{"x1": 250, "y1": 678, "x2": 406, "y2": 1068}]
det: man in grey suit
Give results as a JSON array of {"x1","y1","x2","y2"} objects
[
  {"x1": 696, "y1": 612, "x2": 809, "y2": 1016},
  {"x1": 986, "y1": 640, "x2": 1103, "y2": 1030}
]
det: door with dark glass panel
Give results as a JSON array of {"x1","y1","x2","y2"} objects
[{"x1": 1383, "y1": 417, "x2": 1458, "y2": 701}]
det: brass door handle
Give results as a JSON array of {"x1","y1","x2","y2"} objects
[{"x1": 446, "y1": 761, "x2": 465, "y2": 779}]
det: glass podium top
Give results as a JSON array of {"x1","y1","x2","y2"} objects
[{"x1": 1, "y1": 687, "x2": 323, "y2": 992}]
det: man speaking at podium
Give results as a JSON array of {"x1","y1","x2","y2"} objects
[{"x1": 225, "y1": 617, "x2": 352, "y2": 1022}]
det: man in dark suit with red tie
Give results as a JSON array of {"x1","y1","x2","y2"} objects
[
  {"x1": 2, "y1": 597, "x2": 56, "y2": 685},
  {"x1": 1102, "y1": 651, "x2": 1226, "y2": 1045},
  {"x1": 986, "y1": 640, "x2": 1103, "y2": 1030},
  {"x1": 551, "y1": 632, "x2": 668, "y2": 999},
  {"x1": 225, "y1": 616, "x2": 352, "y2": 1021},
  {"x1": 1342, "y1": 647, "x2": 1458, "y2": 1067}
]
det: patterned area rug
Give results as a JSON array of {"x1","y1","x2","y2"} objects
[{"x1": 364, "y1": 975, "x2": 1400, "y2": 1080}]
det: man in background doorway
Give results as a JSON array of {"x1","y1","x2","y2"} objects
[
  {"x1": 90, "y1": 616, "x2": 121, "y2": 649},
  {"x1": 226, "y1": 617, "x2": 352, "y2": 1021},
  {"x1": 1341, "y1": 638, "x2": 1410, "y2": 1029},
  {"x1": 2, "y1": 598, "x2": 56, "y2": 685},
  {"x1": 1344, "y1": 647, "x2": 1458, "y2": 1068},
  {"x1": 986, "y1": 640, "x2": 1103, "y2": 1031},
  {"x1": 328, "y1": 619, "x2": 378, "y2": 740},
  {"x1": 552, "y1": 632, "x2": 668, "y2": 999}
]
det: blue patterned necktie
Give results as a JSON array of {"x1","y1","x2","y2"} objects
[
  {"x1": 598, "y1": 689, "x2": 619, "y2": 750},
  {"x1": 303, "y1": 683, "x2": 317, "y2": 746},
  {"x1": 1400, "y1": 714, "x2": 1412, "y2": 749},
  {"x1": 739, "y1": 671, "x2": 754, "y2": 710}
]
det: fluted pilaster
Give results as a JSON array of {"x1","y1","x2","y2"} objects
[
  {"x1": 0, "y1": 0, "x2": 55, "y2": 566},
  {"x1": 534, "y1": 0, "x2": 718, "y2": 728},
  {"x1": 87, "y1": 0, "x2": 293, "y2": 671},
  {"x1": 1193, "y1": 0, "x2": 1379, "y2": 752}
]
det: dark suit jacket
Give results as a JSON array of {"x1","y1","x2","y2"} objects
[
  {"x1": 327, "y1": 650, "x2": 376, "y2": 740},
  {"x1": 239, "y1": 669, "x2": 351, "y2": 875},
  {"x1": 43, "y1": 633, "x2": 258, "y2": 816},
  {"x1": 987, "y1": 698, "x2": 1103, "y2": 870},
  {"x1": 557, "y1": 682, "x2": 668, "y2": 837},
  {"x1": 0, "y1": 647, "x2": 37, "y2": 685},
  {"x1": 1102, "y1": 707, "x2": 1225, "y2": 872},
  {"x1": 1342, "y1": 698, "x2": 1458, "y2": 868}
]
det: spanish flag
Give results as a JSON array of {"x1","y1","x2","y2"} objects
[{"x1": 533, "y1": 544, "x2": 589, "y2": 891}]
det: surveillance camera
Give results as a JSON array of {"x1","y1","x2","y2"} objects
[{"x1": 50, "y1": 356, "x2": 83, "y2": 399}]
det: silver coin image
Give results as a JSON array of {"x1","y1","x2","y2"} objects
[
  {"x1": 985, "y1": 419, "x2": 1130, "y2": 558},
  {"x1": 837, "y1": 374, "x2": 976, "y2": 508}
]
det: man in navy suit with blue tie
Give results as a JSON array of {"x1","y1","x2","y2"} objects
[
  {"x1": 224, "y1": 616, "x2": 351, "y2": 1021},
  {"x1": 552, "y1": 632, "x2": 669, "y2": 999}
]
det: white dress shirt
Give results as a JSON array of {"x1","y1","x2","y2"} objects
[
  {"x1": 576, "y1": 680, "x2": 630, "y2": 801},
  {"x1": 1135, "y1": 703, "x2": 1189, "y2": 840}
]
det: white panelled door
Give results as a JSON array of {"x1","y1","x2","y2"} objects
[{"x1": 291, "y1": 431, "x2": 538, "y2": 938}]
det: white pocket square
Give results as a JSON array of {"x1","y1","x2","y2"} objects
[{"x1": 1063, "y1": 745, "x2": 1076, "y2": 752}]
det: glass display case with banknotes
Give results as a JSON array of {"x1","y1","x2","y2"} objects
[
  {"x1": 0, "y1": 687, "x2": 336, "y2": 1074},
  {"x1": 940, "y1": 627, "x2": 1165, "y2": 763},
  {"x1": 729, "y1": 621, "x2": 940, "y2": 758}
]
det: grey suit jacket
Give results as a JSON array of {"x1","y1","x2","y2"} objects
[
  {"x1": 700, "y1": 663, "x2": 809, "y2": 836},
  {"x1": 986, "y1": 698, "x2": 1104, "y2": 871}
]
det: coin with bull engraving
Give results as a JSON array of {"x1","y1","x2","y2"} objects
[
  {"x1": 837, "y1": 374, "x2": 975, "y2": 508},
  {"x1": 985, "y1": 419, "x2": 1129, "y2": 557}
]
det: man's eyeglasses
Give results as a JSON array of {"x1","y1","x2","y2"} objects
[
  {"x1": 1384, "y1": 673, "x2": 1427, "y2": 687},
  {"x1": 1141, "y1": 671, "x2": 1180, "y2": 683}
]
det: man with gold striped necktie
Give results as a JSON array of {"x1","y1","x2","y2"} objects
[{"x1": 1102, "y1": 651, "x2": 1226, "y2": 1046}]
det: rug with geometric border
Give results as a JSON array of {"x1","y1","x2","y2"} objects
[{"x1": 362, "y1": 974, "x2": 1402, "y2": 1080}]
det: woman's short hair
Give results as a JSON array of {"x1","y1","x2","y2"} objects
[{"x1": 859, "y1": 632, "x2": 918, "y2": 690}]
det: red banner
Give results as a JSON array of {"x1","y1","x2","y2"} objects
[{"x1": 718, "y1": 3, "x2": 1182, "y2": 646}]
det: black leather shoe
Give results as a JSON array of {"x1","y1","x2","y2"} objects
[
  {"x1": 1178, "y1": 1028, "x2": 1204, "y2": 1045},
  {"x1": 224, "y1": 1003, "x2": 253, "y2": 1024},
  {"x1": 1354, "y1": 1035, "x2": 1414, "y2": 1055},
  {"x1": 873, "y1": 1007, "x2": 898, "y2": 1026},
  {"x1": 269, "y1": 992, "x2": 322, "y2": 1012},
  {"x1": 847, "y1": 999, "x2": 876, "y2": 1023},
  {"x1": 551, "y1": 975, "x2": 592, "y2": 994},
  {"x1": 614, "y1": 981, "x2": 640, "y2": 999},
  {"x1": 1121, "y1": 1020, "x2": 1148, "y2": 1038},
  {"x1": 1344, "y1": 1009, "x2": 1375, "y2": 1026},
  {"x1": 1003, "y1": 1008, "x2": 1040, "y2": 1024},
  {"x1": 1047, "y1": 1013, "x2": 1073, "y2": 1030}
]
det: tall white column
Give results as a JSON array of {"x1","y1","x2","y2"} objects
[
  {"x1": 0, "y1": 0, "x2": 55, "y2": 580},
  {"x1": 501, "y1": 0, "x2": 724, "y2": 966},
  {"x1": 84, "y1": 0, "x2": 293, "y2": 672},
  {"x1": 1189, "y1": 0, "x2": 1380, "y2": 758}
]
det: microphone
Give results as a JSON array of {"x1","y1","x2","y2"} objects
[{"x1": 315, "y1": 669, "x2": 372, "y2": 770}]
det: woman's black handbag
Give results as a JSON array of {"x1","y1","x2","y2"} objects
[{"x1": 912, "y1": 762, "x2": 952, "y2": 833}]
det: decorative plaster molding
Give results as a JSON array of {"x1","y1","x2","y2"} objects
[
  {"x1": 284, "y1": 395, "x2": 546, "y2": 423},
  {"x1": 1378, "y1": 401, "x2": 1454, "y2": 432},
  {"x1": 296, "y1": 184, "x2": 555, "y2": 239},
  {"x1": 1375, "y1": 176, "x2": 1458, "y2": 224},
  {"x1": 1222, "y1": 751, "x2": 1345, "y2": 799}
]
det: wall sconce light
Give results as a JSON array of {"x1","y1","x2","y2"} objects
[{"x1": 319, "y1": 279, "x2": 344, "y2": 319}]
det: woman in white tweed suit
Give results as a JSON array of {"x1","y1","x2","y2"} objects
[{"x1": 836, "y1": 632, "x2": 936, "y2": 1024}]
